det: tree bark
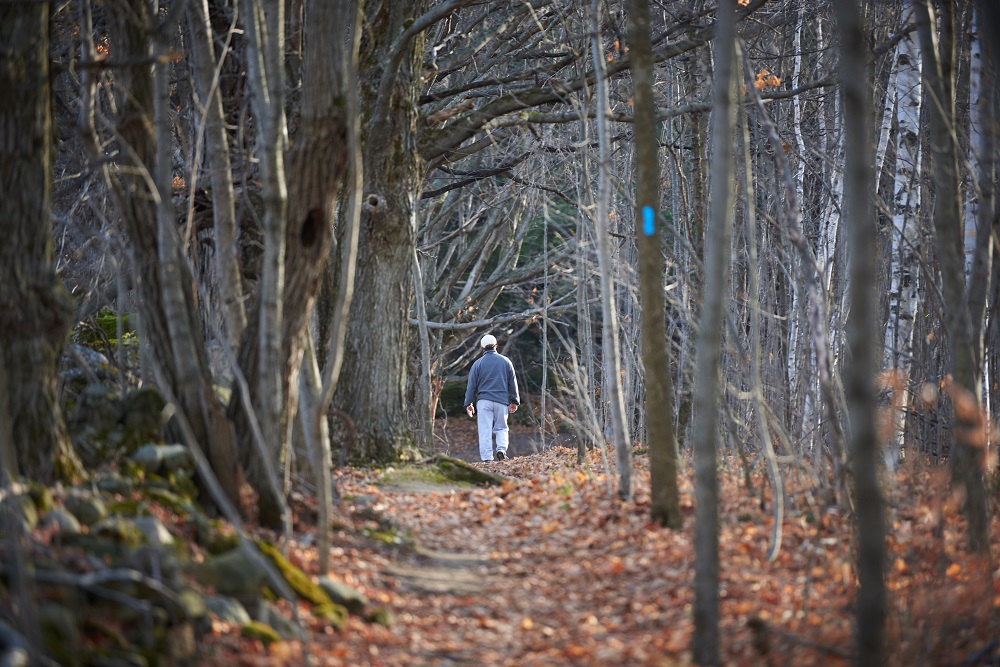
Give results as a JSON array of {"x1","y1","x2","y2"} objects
[
  {"x1": 590, "y1": 0, "x2": 632, "y2": 500},
  {"x1": 836, "y1": 0, "x2": 886, "y2": 664},
  {"x1": 0, "y1": 4, "x2": 83, "y2": 483},
  {"x1": 186, "y1": 0, "x2": 246, "y2": 348},
  {"x1": 628, "y1": 0, "x2": 681, "y2": 528},
  {"x1": 332, "y1": 0, "x2": 432, "y2": 463},
  {"x1": 692, "y1": 1, "x2": 737, "y2": 663},
  {"x1": 106, "y1": 0, "x2": 242, "y2": 513},
  {"x1": 915, "y1": 0, "x2": 990, "y2": 553}
]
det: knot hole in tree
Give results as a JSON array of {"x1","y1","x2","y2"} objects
[
  {"x1": 363, "y1": 193, "x2": 386, "y2": 217},
  {"x1": 301, "y1": 208, "x2": 322, "y2": 247}
]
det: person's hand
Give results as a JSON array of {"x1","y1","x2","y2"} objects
[
  {"x1": 466, "y1": 404, "x2": 475, "y2": 418},
  {"x1": 509, "y1": 403, "x2": 518, "y2": 413}
]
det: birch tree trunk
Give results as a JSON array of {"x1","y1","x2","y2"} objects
[
  {"x1": 885, "y1": 29, "x2": 923, "y2": 465},
  {"x1": 836, "y1": 0, "x2": 886, "y2": 663},
  {"x1": 628, "y1": 0, "x2": 680, "y2": 528},
  {"x1": 915, "y1": 0, "x2": 989, "y2": 553},
  {"x1": 0, "y1": 4, "x2": 82, "y2": 482},
  {"x1": 590, "y1": 0, "x2": 631, "y2": 500},
  {"x1": 692, "y1": 1, "x2": 736, "y2": 663}
]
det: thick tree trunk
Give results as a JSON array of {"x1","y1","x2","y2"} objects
[
  {"x1": 0, "y1": 5, "x2": 82, "y2": 483},
  {"x1": 231, "y1": 0, "x2": 350, "y2": 527},
  {"x1": 628, "y1": 0, "x2": 680, "y2": 528},
  {"x1": 692, "y1": 1, "x2": 736, "y2": 663},
  {"x1": 332, "y1": 0, "x2": 430, "y2": 463}
]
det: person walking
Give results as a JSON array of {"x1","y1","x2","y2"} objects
[{"x1": 464, "y1": 334, "x2": 520, "y2": 461}]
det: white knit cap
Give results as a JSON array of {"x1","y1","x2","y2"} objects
[{"x1": 480, "y1": 334, "x2": 497, "y2": 348}]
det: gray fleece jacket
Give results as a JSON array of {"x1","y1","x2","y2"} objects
[{"x1": 464, "y1": 349, "x2": 520, "y2": 407}]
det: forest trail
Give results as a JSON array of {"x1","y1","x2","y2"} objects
[{"x1": 200, "y1": 446, "x2": 1000, "y2": 666}]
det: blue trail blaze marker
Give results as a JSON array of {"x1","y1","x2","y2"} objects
[{"x1": 642, "y1": 206, "x2": 655, "y2": 236}]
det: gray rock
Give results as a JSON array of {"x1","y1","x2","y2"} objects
[
  {"x1": 130, "y1": 444, "x2": 192, "y2": 474},
  {"x1": 90, "y1": 517, "x2": 144, "y2": 546},
  {"x1": 132, "y1": 517, "x2": 175, "y2": 548},
  {"x1": 255, "y1": 602, "x2": 302, "y2": 640},
  {"x1": 41, "y1": 509, "x2": 82, "y2": 537},
  {"x1": 204, "y1": 596, "x2": 251, "y2": 624},
  {"x1": 159, "y1": 445, "x2": 193, "y2": 472},
  {"x1": 201, "y1": 547, "x2": 267, "y2": 598},
  {"x1": 63, "y1": 491, "x2": 108, "y2": 526},
  {"x1": 318, "y1": 577, "x2": 368, "y2": 615},
  {"x1": 60, "y1": 345, "x2": 112, "y2": 384},
  {"x1": 130, "y1": 444, "x2": 164, "y2": 473},
  {"x1": 95, "y1": 473, "x2": 134, "y2": 496}
]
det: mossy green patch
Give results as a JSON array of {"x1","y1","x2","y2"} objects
[
  {"x1": 311, "y1": 603, "x2": 348, "y2": 630},
  {"x1": 434, "y1": 457, "x2": 506, "y2": 486},
  {"x1": 29, "y1": 483, "x2": 54, "y2": 514},
  {"x1": 256, "y1": 541, "x2": 333, "y2": 606},
  {"x1": 240, "y1": 621, "x2": 281, "y2": 646},
  {"x1": 364, "y1": 607, "x2": 394, "y2": 627},
  {"x1": 363, "y1": 526, "x2": 412, "y2": 547},
  {"x1": 142, "y1": 486, "x2": 193, "y2": 515},
  {"x1": 379, "y1": 465, "x2": 471, "y2": 488}
]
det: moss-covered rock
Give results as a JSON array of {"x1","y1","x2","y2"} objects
[
  {"x1": 28, "y1": 482, "x2": 53, "y2": 514},
  {"x1": 197, "y1": 547, "x2": 267, "y2": 598},
  {"x1": 240, "y1": 621, "x2": 281, "y2": 647},
  {"x1": 142, "y1": 486, "x2": 192, "y2": 515},
  {"x1": 434, "y1": 456, "x2": 508, "y2": 486},
  {"x1": 364, "y1": 607, "x2": 395, "y2": 627},
  {"x1": 256, "y1": 541, "x2": 333, "y2": 606},
  {"x1": 132, "y1": 516, "x2": 175, "y2": 548},
  {"x1": 41, "y1": 508, "x2": 82, "y2": 537},
  {"x1": 205, "y1": 596, "x2": 251, "y2": 624},
  {"x1": 64, "y1": 490, "x2": 109, "y2": 526},
  {"x1": 255, "y1": 602, "x2": 302, "y2": 640},
  {"x1": 91, "y1": 517, "x2": 145, "y2": 547},
  {"x1": 311, "y1": 602, "x2": 348, "y2": 630},
  {"x1": 318, "y1": 577, "x2": 367, "y2": 615}
]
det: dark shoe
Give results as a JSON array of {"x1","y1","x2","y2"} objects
[{"x1": 495, "y1": 450, "x2": 508, "y2": 461}]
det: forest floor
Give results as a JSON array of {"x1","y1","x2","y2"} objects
[{"x1": 197, "y1": 423, "x2": 1000, "y2": 667}]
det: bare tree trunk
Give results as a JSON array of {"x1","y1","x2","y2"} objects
[
  {"x1": 628, "y1": 0, "x2": 680, "y2": 528},
  {"x1": 0, "y1": 4, "x2": 82, "y2": 482},
  {"x1": 836, "y1": 0, "x2": 886, "y2": 664},
  {"x1": 590, "y1": 0, "x2": 631, "y2": 500},
  {"x1": 107, "y1": 0, "x2": 242, "y2": 511},
  {"x1": 740, "y1": 45, "x2": 783, "y2": 562},
  {"x1": 692, "y1": 1, "x2": 736, "y2": 663},
  {"x1": 234, "y1": 0, "x2": 288, "y2": 528},
  {"x1": 412, "y1": 249, "x2": 433, "y2": 450},
  {"x1": 915, "y1": 0, "x2": 990, "y2": 553},
  {"x1": 186, "y1": 0, "x2": 246, "y2": 348}
]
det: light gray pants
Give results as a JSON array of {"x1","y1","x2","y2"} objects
[{"x1": 476, "y1": 400, "x2": 509, "y2": 461}]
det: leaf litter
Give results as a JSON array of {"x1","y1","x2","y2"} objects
[{"x1": 196, "y1": 442, "x2": 998, "y2": 666}]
